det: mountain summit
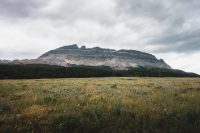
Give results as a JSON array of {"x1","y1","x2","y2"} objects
[{"x1": 35, "y1": 44, "x2": 170, "y2": 70}]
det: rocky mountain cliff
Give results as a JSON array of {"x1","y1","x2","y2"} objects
[
  {"x1": 36, "y1": 44, "x2": 171, "y2": 69},
  {"x1": 0, "y1": 44, "x2": 171, "y2": 70}
]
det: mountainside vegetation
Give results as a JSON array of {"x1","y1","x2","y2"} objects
[{"x1": 0, "y1": 64, "x2": 198, "y2": 79}]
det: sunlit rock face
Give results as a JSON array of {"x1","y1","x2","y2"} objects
[{"x1": 36, "y1": 44, "x2": 171, "y2": 70}]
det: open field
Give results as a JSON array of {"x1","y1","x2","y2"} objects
[{"x1": 0, "y1": 77, "x2": 200, "y2": 133}]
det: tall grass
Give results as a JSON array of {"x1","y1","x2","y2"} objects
[{"x1": 0, "y1": 78, "x2": 200, "y2": 132}]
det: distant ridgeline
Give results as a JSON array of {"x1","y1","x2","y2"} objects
[
  {"x1": 0, "y1": 44, "x2": 199, "y2": 79},
  {"x1": 0, "y1": 64, "x2": 198, "y2": 79},
  {"x1": 0, "y1": 44, "x2": 171, "y2": 70}
]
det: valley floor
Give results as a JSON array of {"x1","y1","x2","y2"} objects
[{"x1": 0, "y1": 77, "x2": 200, "y2": 133}]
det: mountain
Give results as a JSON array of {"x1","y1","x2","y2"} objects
[
  {"x1": 0, "y1": 44, "x2": 199, "y2": 78},
  {"x1": 29, "y1": 44, "x2": 170, "y2": 70},
  {"x1": 0, "y1": 44, "x2": 171, "y2": 70}
]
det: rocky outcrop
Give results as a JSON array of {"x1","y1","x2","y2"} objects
[
  {"x1": 36, "y1": 44, "x2": 171, "y2": 70},
  {"x1": 0, "y1": 44, "x2": 171, "y2": 69}
]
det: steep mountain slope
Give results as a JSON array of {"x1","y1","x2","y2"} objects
[{"x1": 36, "y1": 44, "x2": 170, "y2": 70}]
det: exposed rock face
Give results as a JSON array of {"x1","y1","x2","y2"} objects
[
  {"x1": 0, "y1": 60, "x2": 12, "y2": 64},
  {"x1": 36, "y1": 44, "x2": 171, "y2": 69}
]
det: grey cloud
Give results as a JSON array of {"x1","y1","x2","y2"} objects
[
  {"x1": 116, "y1": 0, "x2": 170, "y2": 21},
  {"x1": 41, "y1": 0, "x2": 118, "y2": 26},
  {"x1": 0, "y1": 0, "x2": 200, "y2": 54},
  {"x1": 0, "y1": 0, "x2": 48, "y2": 18},
  {"x1": 116, "y1": 0, "x2": 200, "y2": 22},
  {"x1": 149, "y1": 29, "x2": 200, "y2": 53},
  {"x1": 116, "y1": 0, "x2": 200, "y2": 53},
  {"x1": 0, "y1": 0, "x2": 118, "y2": 26}
]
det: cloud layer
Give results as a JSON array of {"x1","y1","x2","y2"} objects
[{"x1": 0, "y1": 0, "x2": 200, "y2": 73}]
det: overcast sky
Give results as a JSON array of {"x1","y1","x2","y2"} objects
[{"x1": 0, "y1": 0, "x2": 200, "y2": 74}]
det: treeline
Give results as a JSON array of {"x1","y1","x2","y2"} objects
[{"x1": 0, "y1": 64, "x2": 199, "y2": 79}]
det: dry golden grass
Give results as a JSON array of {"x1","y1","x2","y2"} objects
[{"x1": 0, "y1": 77, "x2": 200, "y2": 133}]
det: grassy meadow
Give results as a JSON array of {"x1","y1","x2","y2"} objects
[{"x1": 0, "y1": 77, "x2": 200, "y2": 133}]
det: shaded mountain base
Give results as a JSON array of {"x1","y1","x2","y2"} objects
[{"x1": 0, "y1": 64, "x2": 199, "y2": 79}]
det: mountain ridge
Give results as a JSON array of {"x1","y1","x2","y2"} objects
[
  {"x1": 36, "y1": 44, "x2": 171, "y2": 70},
  {"x1": 0, "y1": 44, "x2": 199, "y2": 78}
]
